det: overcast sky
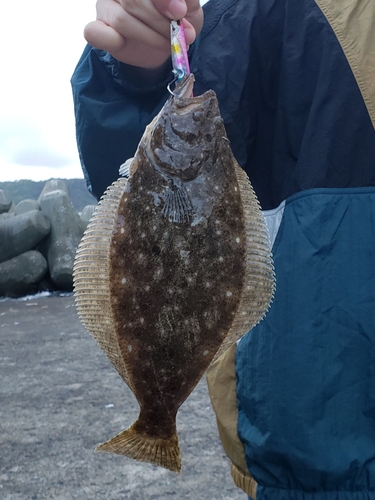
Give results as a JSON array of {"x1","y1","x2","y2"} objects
[
  {"x1": 0, "y1": 0, "x2": 97, "y2": 182},
  {"x1": 0, "y1": 0, "x2": 208, "y2": 183}
]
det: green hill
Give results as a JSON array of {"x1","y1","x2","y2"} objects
[{"x1": 0, "y1": 179, "x2": 97, "y2": 213}]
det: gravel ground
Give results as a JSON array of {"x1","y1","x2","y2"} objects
[{"x1": 0, "y1": 294, "x2": 245, "y2": 500}]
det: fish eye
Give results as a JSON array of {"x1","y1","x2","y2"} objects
[
  {"x1": 151, "y1": 244, "x2": 161, "y2": 255},
  {"x1": 192, "y1": 110, "x2": 203, "y2": 121}
]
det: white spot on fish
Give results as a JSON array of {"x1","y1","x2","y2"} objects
[
  {"x1": 140, "y1": 318, "x2": 144, "y2": 324},
  {"x1": 206, "y1": 282, "x2": 211, "y2": 288},
  {"x1": 141, "y1": 232, "x2": 145, "y2": 238},
  {"x1": 226, "y1": 291, "x2": 233, "y2": 297},
  {"x1": 219, "y1": 256, "x2": 224, "y2": 262},
  {"x1": 203, "y1": 350, "x2": 209, "y2": 356},
  {"x1": 216, "y1": 230, "x2": 222, "y2": 235},
  {"x1": 236, "y1": 237, "x2": 240, "y2": 243},
  {"x1": 128, "y1": 345, "x2": 133, "y2": 352},
  {"x1": 139, "y1": 253, "x2": 144, "y2": 259},
  {"x1": 121, "y1": 277, "x2": 126, "y2": 284},
  {"x1": 234, "y1": 186, "x2": 238, "y2": 192},
  {"x1": 145, "y1": 285, "x2": 150, "y2": 291}
]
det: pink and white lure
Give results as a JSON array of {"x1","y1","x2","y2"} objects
[{"x1": 170, "y1": 20, "x2": 190, "y2": 82}]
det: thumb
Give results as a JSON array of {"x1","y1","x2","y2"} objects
[
  {"x1": 154, "y1": 0, "x2": 203, "y2": 32},
  {"x1": 164, "y1": 0, "x2": 188, "y2": 19}
]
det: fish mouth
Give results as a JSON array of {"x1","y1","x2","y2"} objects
[
  {"x1": 171, "y1": 74, "x2": 195, "y2": 99},
  {"x1": 171, "y1": 74, "x2": 217, "y2": 114}
]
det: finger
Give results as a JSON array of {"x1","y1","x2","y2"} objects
[
  {"x1": 114, "y1": 0, "x2": 172, "y2": 39},
  {"x1": 96, "y1": 1, "x2": 171, "y2": 50},
  {"x1": 151, "y1": 0, "x2": 201, "y2": 27},
  {"x1": 185, "y1": 0, "x2": 204, "y2": 33},
  {"x1": 181, "y1": 18, "x2": 197, "y2": 47},
  {"x1": 84, "y1": 20, "x2": 171, "y2": 67},
  {"x1": 84, "y1": 20, "x2": 126, "y2": 53},
  {"x1": 164, "y1": 0, "x2": 188, "y2": 19}
]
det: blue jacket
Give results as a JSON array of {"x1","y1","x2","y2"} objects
[{"x1": 71, "y1": 0, "x2": 375, "y2": 498}]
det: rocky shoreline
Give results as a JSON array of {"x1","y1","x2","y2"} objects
[{"x1": 0, "y1": 181, "x2": 96, "y2": 298}]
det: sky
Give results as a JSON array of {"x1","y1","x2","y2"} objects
[
  {"x1": 1, "y1": 0, "x2": 208, "y2": 183},
  {"x1": 0, "y1": 0, "x2": 97, "y2": 182}
]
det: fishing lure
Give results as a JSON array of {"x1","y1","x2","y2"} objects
[{"x1": 170, "y1": 20, "x2": 190, "y2": 82}]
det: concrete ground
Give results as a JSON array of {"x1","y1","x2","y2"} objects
[{"x1": 0, "y1": 294, "x2": 246, "y2": 500}]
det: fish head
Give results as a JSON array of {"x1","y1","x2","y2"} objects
[{"x1": 145, "y1": 74, "x2": 224, "y2": 182}]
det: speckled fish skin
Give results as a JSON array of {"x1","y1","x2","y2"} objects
[{"x1": 73, "y1": 74, "x2": 275, "y2": 473}]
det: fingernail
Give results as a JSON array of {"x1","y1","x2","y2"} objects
[{"x1": 167, "y1": 0, "x2": 187, "y2": 20}]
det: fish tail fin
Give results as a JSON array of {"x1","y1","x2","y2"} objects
[{"x1": 95, "y1": 423, "x2": 182, "y2": 473}]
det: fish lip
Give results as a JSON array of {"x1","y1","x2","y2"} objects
[
  {"x1": 170, "y1": 73, "x2": 195, "y2": 99},
  {"x1": 170, "y1": 73, "x2": 217, "y2": 106},
  {"x1": 171, "y1": 94, "x2": 219, "y2": 122}
]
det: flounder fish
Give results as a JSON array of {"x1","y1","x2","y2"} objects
[{"x1": 73, "y1": 74, "x2": 275, "y2": 473}]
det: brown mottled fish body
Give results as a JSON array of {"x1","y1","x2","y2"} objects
[{"x1": 73, "y1": 75, "x2": 274, "y2": 473}]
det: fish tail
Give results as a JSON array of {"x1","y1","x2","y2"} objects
[{"x1": 95, "y1": 422, "x2": 181, "y2": 473}]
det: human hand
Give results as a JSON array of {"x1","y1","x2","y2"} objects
[{"x1": 84, "y1": 0, "x2": 204, "y2": 68}]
